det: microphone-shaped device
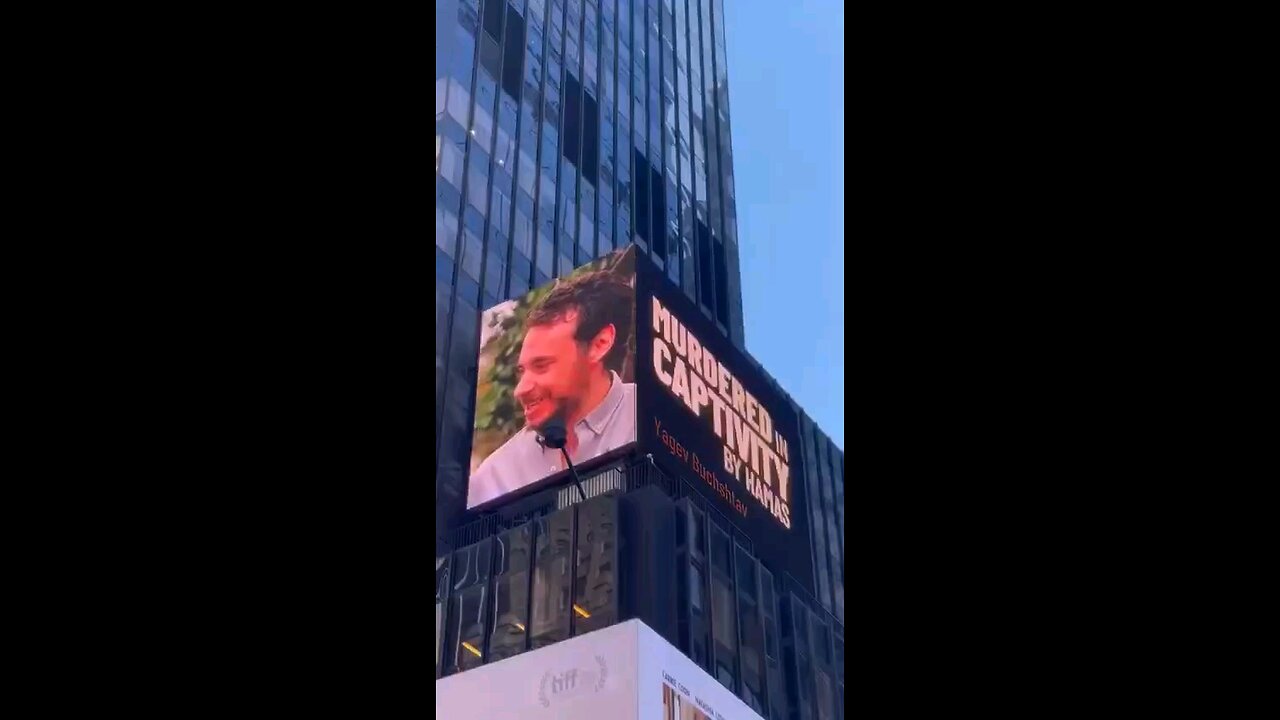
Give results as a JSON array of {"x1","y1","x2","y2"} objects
[
  {"x1": 537, "y1": 410, "x2": 586, "y2": 502},
  {"x1": 536, "y1": 410, "x2": 569, "y2": 450}
]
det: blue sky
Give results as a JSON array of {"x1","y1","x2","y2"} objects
[{"x1": 723, "y1": 1, "x2": 845, "y2": 448}]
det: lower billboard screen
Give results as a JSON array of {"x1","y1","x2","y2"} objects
[
  {"x1": 436, "y1": 619, "x2": 764, "y2": 720},
  {"x1": 638, "y1": 620, "x2": 764, "y2": 720},
  {"x1": 663, "y1": 682, "x2": 711, "y2": 720},
  {"x1": 467, "y1": 246, "x2": 639, "y2": 509},
  {"x1": 436, "y1": 620, "x2": 639, "y2": 720}
]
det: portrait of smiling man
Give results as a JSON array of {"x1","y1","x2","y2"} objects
[{"x1": 467, "y1": 269, "x2": 637, "y2": 508}]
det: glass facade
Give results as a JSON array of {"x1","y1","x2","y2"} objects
[
  {"x1": 436, "y1": 463, "x2": 844, "y2": 720},
  {"x1": 799, "y1": 412, "x2": 845, "y2": 627},
  {"x1": 436, "y1": 0, "x2": 750, "y2": 547}
]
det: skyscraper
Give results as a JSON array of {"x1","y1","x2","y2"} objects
[
  {"x1": 437, "y1": 0, "x2": 754, "y2": 539},
  {"x1": 436, "y1": 1, "x2": 844, "y2": 717}
]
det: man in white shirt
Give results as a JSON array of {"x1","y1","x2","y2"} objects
[{"x1": 468, "y1": 271, "x2": 637, "y2": 507}]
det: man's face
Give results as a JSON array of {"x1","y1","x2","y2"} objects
[{"x1": 514, "y1": 312, "x2": 597, "y2": 429}]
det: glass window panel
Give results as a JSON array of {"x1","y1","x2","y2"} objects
[
  {"x1": 436, "y1": 201, "x2": 459, "y2": 258},
  {"x1": 490, "y1": 179, "x2": 512, "y2": 234},
  {"x1": 584, "y1": 18, "x2": 598, "y2": 94},
  {"x1": 539, "y1": 156, "x2": 557, "y2": 208},
  {"x1": 525, "y1": 27, "x2": 544, "y2": 94},
  {"x1": 814, "y1": 613, "x2": 831, "y2": 666},
  {"x1": 436, "y1": 554, "x2": 451, "y2": 601},
  {"x1": 537, "y1": 230, "x2": 554, "y2": 276},
  {"x1": 580, "y1": 210, "x2": 594, "y2": 257},
  {"x1": 436, "y1": 600, "x2": 443, "y2": 673},
  {"x1": 447, "y1": 78, "x2": 472, "y2": 126},
  {"x1": 467, "y1": 148, "x2": 491, "y2": 217},
  {"x1": 488, "y1": 525, "x2": 532, "y2": 662},
  {"x1": 452, "y1": 584, "x2": 488, "y2": 671},
  {"x1": 531, "y1": 509, "x2": 573, "y2": 649},
  {"x1": 494, "y1": 124, "x2": 515, "y2": 170},
  {"x1": 502, "y1": 7, "x2": 526, "y2": 98},
  {"x1": 565, "y1": 41, "x2": 578, "y2": 76},
  {"x1": 688, "y1": 560, "x2": 710, "y2": 670},
  {"x1": 482, "y1": 0, "x2": 503, "y2": 39},
  {"x1": 447, "y1": 283, "x2": 478, "y2": 372},
  {"x1": 549, "y1": 15, "x2": 562, "y2": 65},
  {"x1": 513, "y1": 207, "x2": 534, "y2": 259},
  {"x1": 815, "y1": 669, "x2": 835, "y2": 720},
  {"x1": 484, "y1": 249, "x2": 505, "y2": 298},
  {"x1": 461, "y1": 222, "x2": 484, "y2": 283},
  {"x1": 736, "y1": 548, "x2": 756, "y2": 598},
  {"x1": 472, "y1": 99, "x2": 495, "y2": 153},
  {"x1": 616, "y1": 207, "x2": 629, "y2": 243},
  {"x1": 709, "y1": 522, "x2": 730, "y2": 573},
  {"x1": 518, "y1": 147, "x2": 537, "y2": 197},
  {"x1": 511, "y1": 269, "x2": 529, "y2": 298},
  {"x1": 689, "y1": 563, "x2": 704, "y2": 614},
  {"x1": 712, "y1": 574, "x2": 736, "y2": 691},
  {"x1": 439, "y1": 137, "x2": 465, "y2": 189},
  {"x1": 489, "y1": 572, "x2": 529, "y2": 661},
  {"x1": 573, "y1": 498, "x2": 617, "y2": 635},
  {"x1": 739, "y1": 596, "x2": 763, "y2": 676},
  {"x1": 804, "y1": 425, "x2": 833, "y2": 613}
]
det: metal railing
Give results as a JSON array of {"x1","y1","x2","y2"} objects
[
  {"x1": 443, "y1": 452, "x2": 764, "y2": 558},
  {"x1": 442, "y1": 457, "x2": 846, "y2": 639}
]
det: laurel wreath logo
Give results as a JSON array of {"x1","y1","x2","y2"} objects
[
  {"x1": 595, "y1": 655, "x2": 608, "y2": 690},
  {"x1": 536, "y1": 656, "x2": 608, "y2": 707}
]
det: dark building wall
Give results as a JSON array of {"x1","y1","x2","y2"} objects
[
  {"x1": 619, "y1": 485, "x2": 679, "y2": 645},
  {"x1": 799, "y1": 414, "x2": 844, "y2": 627}
]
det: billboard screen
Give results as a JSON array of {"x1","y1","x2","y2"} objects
[
  {"x1": 467, "y1": 245, "x2": 639, "y2": 510},
  {"x1": 637, "y1": 620, "x2": 764, "y2": 720},
  {"x1": 635, "y1": 253, "x2": 815, "y2": 592},
  {"x1": 436, "y1": 620, "x2": 640, "y2": 720},
  {"x1": 436, "y1": 619, "x2": 763, "y2": 720}
]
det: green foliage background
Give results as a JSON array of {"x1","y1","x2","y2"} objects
[{"x1": 470, "y1": 245, "x2": 637, "y2": 472}]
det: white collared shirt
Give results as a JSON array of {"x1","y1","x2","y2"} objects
[{"x1": 467, "y1": 371, "x2": 637, "y2": 507}]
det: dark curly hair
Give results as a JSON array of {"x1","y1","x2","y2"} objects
[{"x1": 526, "y1": 270, "x2": 634, "y2": 371}]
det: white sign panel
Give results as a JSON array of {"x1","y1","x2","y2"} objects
[
  {"x1": 436, "y1": 621, "x2": 640, "y2": 720},
  {"x1": 436, "y1": 619, "x2": 762, "y2": 720}
]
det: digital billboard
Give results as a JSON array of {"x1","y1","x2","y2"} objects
[
  {"x1": 436, "y1": 620, "x2": 639, "y2": 720},
  {"x1": 435, "y1": 619, "x2": 763, "y2": 720},
  {"x1": 634, "y1": 253, "x2": 815, "y2": 592},
  {"x1": 467, "y1": 245, "x2": 639, "y2": 510}
]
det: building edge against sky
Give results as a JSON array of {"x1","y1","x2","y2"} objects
[{"x1": 435, "y1": 0, "x2": 844, "y2": 689}]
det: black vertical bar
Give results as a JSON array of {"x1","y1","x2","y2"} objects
[
  {"x1": 729, "y1": 538, "x2": 741, "y2": 694},
  {"x1": 523, "y1": 514, "x2": 536, "y2": 650},
  {"x1": 480, "y1": 531, "x2": 498, "y2": 662},
  {"x1": 703, "y1": 502, "x2": 717, "y2": 680},
  {"x1": 435, "y1": 552, "x2": 451, "y2": 679},
  {"x1": 568, "y1": 503, "x2": 579, "y2": 636}
]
